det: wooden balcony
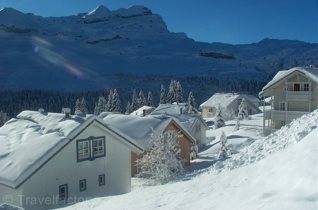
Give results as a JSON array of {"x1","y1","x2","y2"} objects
[{"x1": 284, "y1": 91, "x2": 311, "y2": 101}]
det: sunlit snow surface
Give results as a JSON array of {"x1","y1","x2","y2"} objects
[{"x1": 63, "y1": 111, "x2": 318, "y2": 210}]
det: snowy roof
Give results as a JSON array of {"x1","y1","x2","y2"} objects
[
  {"x1": 0, "y1": 111, "x2": 141, "y2": 188},
  {"x1": 102, "y1": 114, "x2": 195, "y2": 149},
  {"x1": 151, "y1": 103, "x2": 207, "y2": 134},
  {"x1": 260, "y1": 66, "x2": 318, "y2": 96},
  {"x1": 200, "y1": 93, "x2": 260, "y2": 108},
  {"x1": 200, "y1": 93, "x2": 240, "y2": 108},
  {"x1": 130, "y1": 106, "x2": 155, "y2": 116},
  {"x1": 151, "y1": 103, "x2": 188, "y2": 115}
]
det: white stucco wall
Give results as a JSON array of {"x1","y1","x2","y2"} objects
[{"x1": 0, "y1": 121, "x2": 132, "y2": 210}]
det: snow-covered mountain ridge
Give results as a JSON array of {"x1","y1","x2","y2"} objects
[{"x1": 0, "y1": 5, "x2": 318, "y2": 90}]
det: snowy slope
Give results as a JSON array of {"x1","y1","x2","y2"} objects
[
  {"x1": 0, "y1": 6, "x2": 318, "y2": 90},
  {"x1": 62, "y1": 111, "x2": 318, "y2": 210}
]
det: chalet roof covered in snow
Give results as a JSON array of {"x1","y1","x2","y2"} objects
[
  {"x1": 101, "y1": 114, "x2": 195, "y2": 149},
  {"x1": 130, "y1": 106, "x2": 155, "y2": 116},
  {"x1": 0, "y1": 111, "x2": 91, "y2": 188},
  {"x1": 200, "y1": 93, "x2": 259, "y2": 108},
  {"x1": 151, "y1": 103, "x2": 207, "y2": 136},
  {"x1": 260, "y1": 66, "x2": 318, "y2": 96},
  {"x1": 200, "y1": 93, "x2": 240, "y2": 108},
  {"x1": 0, "y1": 110, "x2": 141, "y2": 188}
]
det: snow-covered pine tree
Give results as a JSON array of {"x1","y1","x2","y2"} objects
[
  {"x1": 214, "y1": 105, "x2": 225, "y2": 129},
  {"x1": 125, "y1": 101, "x2": 132, "y2": 114},
  {"x1": 175, "y1": 81, "x2": 183, "y2": 103},
  {"x1": 166, "y1": 80, "x2": 176, "y2": 104},
  {"x1": 137, "y1": 90, "x2": 147, "y2": 108},
  {"x1": 234, "y1": 118, "x2": 240, "y2": 131},
  {"x1": 136, "y1": 130, "x2": 184, "y2": 184},
  {"x1": 81, "y1": 97, "x2": 88, "y2": 114},
  {"x1": 111, "y1": 89, "x2": 121, "y2": 112},
  {"x1": 147, "y1": 91, "x2": 154, "y2": 107},
  {"x1": 218, "y1": 131, "x2": 228, "y2": 160},
  {"x1": 94, "y1": 96, "x2": 107, "y2": 115},
  {"x1": 186, "y1": 91, "x2": 196, "y2": 113},
  {"x1": 130, "y1": 89, "x2": 138, "y2": 111},
  {"x1": 159, "y1": 84, "x2": 166, "y2": 104},
  {"x1": 238, "y1": 98, "x2": 249, "y2": 120},
  {"x1": 106, "y1": 89, "x2": 114, "y2": 112},
  {"x1": 75, "y1": 98, "x2": 81, "y2": 113}
]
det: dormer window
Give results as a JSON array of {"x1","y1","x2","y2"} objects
[{"x1": 77, "y1": 137, "x2": 106, "y2": 162}]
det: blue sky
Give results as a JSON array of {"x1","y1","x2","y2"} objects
[{"x1": 0, "y1": 0, "x2": 317, "y2": 44}]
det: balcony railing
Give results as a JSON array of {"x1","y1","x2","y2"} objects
[
  {"x1": 264, "y1": 110, "x2": 309, "y2": 121},
  {"x1": 284, "y1": 91, "x2": 311, "y2": 101}
]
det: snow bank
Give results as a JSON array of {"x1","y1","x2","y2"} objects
[
  {"x1": 62, "y1": 115, "x2": 318, "y2": 210},
  {"x1": 213, "y1": 109, "x2": 318, "y2": 172}
]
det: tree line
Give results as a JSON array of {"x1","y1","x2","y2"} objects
[{"x1": 0, "y1": 75, "x2": 266, "y2": 125}]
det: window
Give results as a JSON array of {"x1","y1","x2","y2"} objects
[
  {"x1": 77, "y1": 140, "x2": 90, "y2": 161},
  {"x1": 99, "y1": 174, "x2": 105, "y2": 186},
  {"x1": 304, "y1": 83, "x2": 309, "y2": 91},
  {"x1": 59, "y1": 184, "x2": 68, "y2": 202},
  {"x1": 294, "y1": 83, "x2": 300, "y2": 91},
  {"x1": 280, "y1": 102, "x2": 286, "y2": 111},
  {"x1": 77, "y1": 137, "x2": 106, "y2": 162},
  {"x1": 92, "y1": 138, "x2": 106, "y2": 158},
  {"x1": 79, "y1": 179, "x2": 87, "y2": 192},
  {"x1": 281, "y1": 121, "x2": 285, "y2": 127}
]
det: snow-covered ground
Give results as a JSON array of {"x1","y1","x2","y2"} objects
[{"x1": 62, "y1": 111, "x2": 318, "y2": 210}]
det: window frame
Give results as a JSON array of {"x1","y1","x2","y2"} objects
[
  {"x1": 91, "y1": 138, "x2": 106, "y2": 159},
  {"x1": 77, "y1": 139, "x2": 91, "y2": 162},
  {"x1": 79, "y1": 179, "x2": 87, "y2": 192},
  {"x1": 303, "y1": 83, "x2": 309, "y2": 91},
  {"x1": 77, "y1": 136, "x2": 106, "y2": 162},
  {"x1": 58, "y1": 184, "x2": 68, "y2": 202},
  {"x1": 98, "y1": 174, "x2": 106, "y2": 186}
]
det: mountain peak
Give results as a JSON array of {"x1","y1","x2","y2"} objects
[
  {"x1": 84, "y1": 5, "x2": 111, "y2": 19},
  {"x1": 0, "y1": 7, "x2": 24, "y2": 16}
]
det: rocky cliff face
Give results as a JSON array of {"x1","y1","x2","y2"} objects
[{"x1": 0, "y1": 6, "x2": 317, "y2": 90}]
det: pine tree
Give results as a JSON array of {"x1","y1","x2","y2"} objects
[
  {"x1": 238, "y1": 98, "x2": 249, "y2": 120},
  {"x1": 75, "y1": 98, "x2": 81, "y2": 113},
  {"x1": 159, "y1": 84, "x2": 166, "y2": 104},
  {"x1": 125, "y1": 101, "x2": 132, "y2": 114},
  {"x1": 137, "y1": 90, "x2": 147, "y2": 108},
  {"x1": 111, "y1": 89, "x2": 121, "y2": 112},
  {"x1": 130, "y1": 89, "x2": 138, "y2": 111},
  {"x1": 166, "y1": 80, "x2": 176, "y2": 103},
  {"x1": 106, "y1": 89, "x2": 114, "y2": 112},
  {"x1": 94, "y1": 96, "x2": 107, "y2": 115},
  {"x1": 166, "y1": 80, "x2": 183, "y2": 104},
  {"x1": 147, "y1": 91, "x2": 154, "y2": 107},
  {"x1": 214, "y1": 105, "x2": 225, "y2": 129},
  {"x1": 186, "y1": 91, "x2": 196, "y2": 113},
  {"x1": 218, "y1": 131, "x2": 228, "y2": 160},
  {"x1": 136, "y1": 130, "x2": 184, "y2": 184},
  {"x1": 81, "y1": 98, "x2": 88, "y2": 114},
  {"x1": 234, "y1": 118, "x2": 240, "y2": 131},
  {"x1": 75, "y1": 97, "x2": 88, "y2": 114},
  {"x1": 175, "y1": 81, "x2": 183, "y2": 103}
]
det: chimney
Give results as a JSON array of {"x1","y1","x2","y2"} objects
[{"x1": 62, "y1": 108, "x2": 71, "y2": 118}]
